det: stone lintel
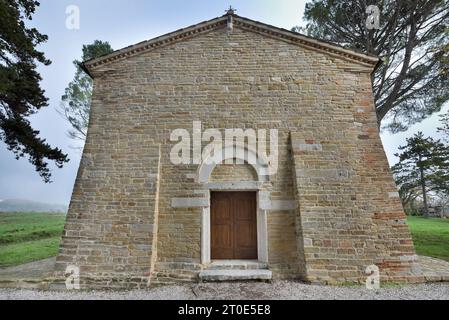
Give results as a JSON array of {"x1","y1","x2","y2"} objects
[
  {"x1": 205, "y1": 181, "x2": 263, "y2": 190},
  {"x1": 171, "y1": 198, "x2": 209, "y2": 208},
  {"x1": 259, "y1": 200, "x2": 297, "y2": 211}
]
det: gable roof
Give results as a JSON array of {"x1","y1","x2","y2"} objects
[{"x1": 82, "y1": 13, "x2": 379, "y2": 78}]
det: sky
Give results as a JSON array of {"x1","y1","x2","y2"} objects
[{"x1": 0, "y1": 0, "x2": 447, "y2": 205}]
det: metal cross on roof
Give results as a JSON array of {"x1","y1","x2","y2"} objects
[{"x1": 225, "y1": 6, "x2": 236, "y2": 15}]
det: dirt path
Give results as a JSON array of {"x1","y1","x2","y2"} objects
[{"x1": 0, "y1": 257, "x2": 56, "y2": 281}]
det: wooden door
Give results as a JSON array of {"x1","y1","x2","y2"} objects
[{"x1": 211, "y1": 192, "x2": 257, "y2": 260}]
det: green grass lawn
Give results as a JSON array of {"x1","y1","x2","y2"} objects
[
  {"x1": 407, "y1": 216, "x2": 449, "y2": 262},
  {"x1": 0, "y1": 212, "x2": 66, "y2": 267}
]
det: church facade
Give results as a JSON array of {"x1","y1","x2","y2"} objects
[{"x1": 55, "y1": 12, "x2": 423, "y2": 289}]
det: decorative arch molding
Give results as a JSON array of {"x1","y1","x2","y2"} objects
[{"x1": 196, "y1": 145, "x2": 270, "y2": 183}]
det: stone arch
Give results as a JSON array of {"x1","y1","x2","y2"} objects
[
  {"x1": 210, "y1": 163, "x2": 258, "y2": 182},
  {"x1": 196, "y1": 145, "x2": 270, "y2": 183}
]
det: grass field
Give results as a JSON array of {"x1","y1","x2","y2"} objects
[
  {"x1": 0, "y1": 212, "x2": 66, "y2": 267},
  {"x1": 407, "y1": 216, "x2": 449, "y2": 262}
]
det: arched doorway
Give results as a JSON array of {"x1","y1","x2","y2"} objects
[{"x1": 197, "y1": 146, "x2": 270, "y2": 264}]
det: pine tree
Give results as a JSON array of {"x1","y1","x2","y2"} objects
[
  {"x1": 0, "y1": 0, "x2": 68, "y2": 182},
  {"x1": 392, "y1": 132, "x2": 449, "y2": 216},
  {"x1": 438, "y1": 111, "x2": 449, "y2": 142},
  {"x1": 297, "y1": 0, "x2": 449, "y2": 132}
]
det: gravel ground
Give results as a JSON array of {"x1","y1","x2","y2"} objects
[{"x1": 0, "y1": 281, "x2": 448, "y2": 300}]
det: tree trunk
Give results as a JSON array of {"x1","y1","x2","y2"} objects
[{"x1": 419, "y1": 166, "x2": 429, "y2": 217}]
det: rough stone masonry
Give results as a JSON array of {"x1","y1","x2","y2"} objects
[{"x1": 55, "y1": 12, "x2": 424, "y2": 289}]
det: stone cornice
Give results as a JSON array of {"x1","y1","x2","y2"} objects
[{"x1": 83, "y1": 14, "x2": 379, "y2": 77}]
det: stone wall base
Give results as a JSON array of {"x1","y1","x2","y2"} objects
[{"x1": 51, "y1": 266, "x2": 425, "y2": 290}]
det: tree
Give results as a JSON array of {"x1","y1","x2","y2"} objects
[
  {"x1": 59, "y1": 40, "x2": 113, "y2": 141},
  {"x1": 434, "y1": 192, "x2": 449, "y2": 217},
  {"x1": 297, "y1": 0, "x2": 449, "y2": 132},
  {"x1": 0, "y1": 0, "x2": 68, "y2": 182},
  {"x1": 392, "y1": 162, "x2": 421, "y2": 214},
  {"x1": 438, "y1": 110, "x2": 449, "y2": 142},
  {"x1": 391, "y1": 132, "x2": 449, "y2": 216}
]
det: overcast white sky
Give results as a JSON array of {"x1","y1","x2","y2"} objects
[{"x1": 0, "y1": 0, "x2": 447, "y2": 205}]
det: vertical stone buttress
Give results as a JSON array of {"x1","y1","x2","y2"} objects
[
  {"x1": 54, "y1": 78, "x2": 162, "y2": 289},
  {"x1": 290, "y1": 71, "x2": 423, "y2": 284}
]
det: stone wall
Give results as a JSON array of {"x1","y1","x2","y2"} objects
[{"x1": 55, "y1": 22, "x2": 423, "y2": 288}]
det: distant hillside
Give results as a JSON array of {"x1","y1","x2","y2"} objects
[{"x1": 0, "y1": 199, "x2": 68, "y2": 213}]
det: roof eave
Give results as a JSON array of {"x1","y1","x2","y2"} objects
[{"x1": 79, "y1": 62, "x2": 93, "y2": 78}]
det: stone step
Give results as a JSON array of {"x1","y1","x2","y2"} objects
[
  {"x1": 199, "y1": 269, "x2": 272, "y2": 282},
  {"x1": 207, "y1": 260, "x2": 268, "y2": 270}
]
